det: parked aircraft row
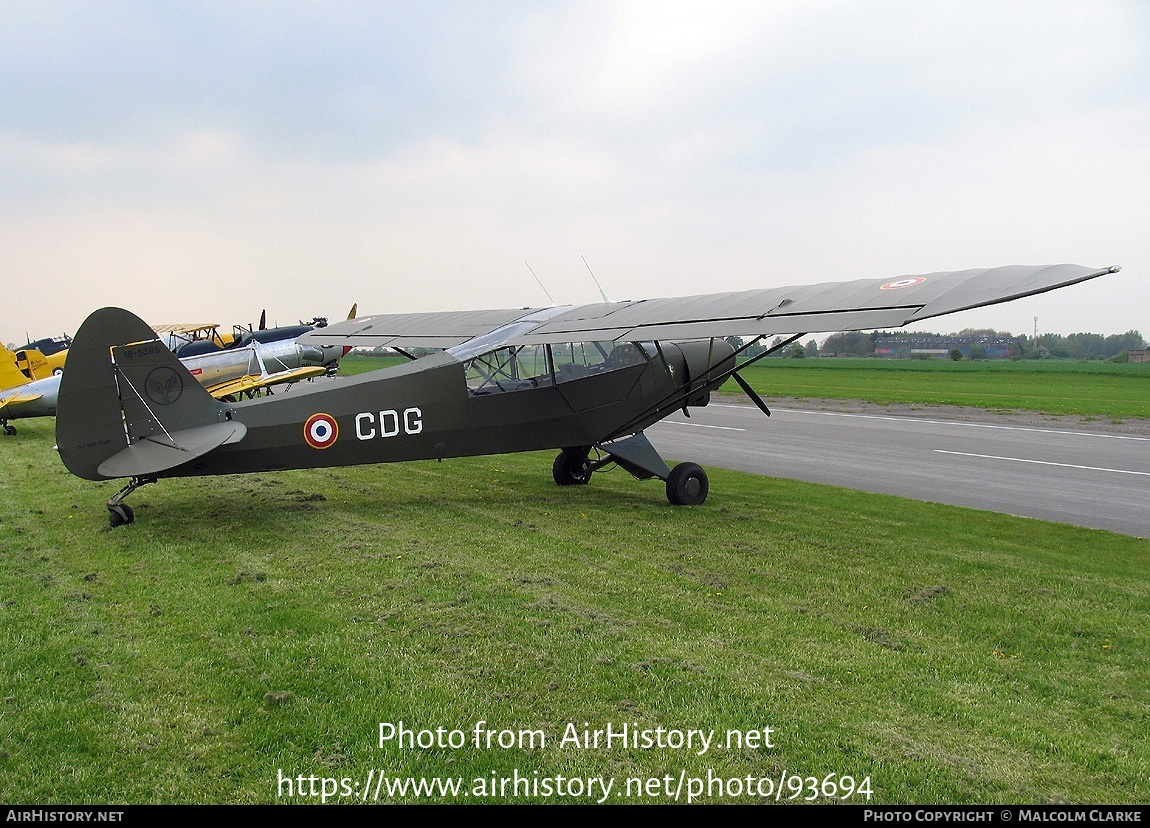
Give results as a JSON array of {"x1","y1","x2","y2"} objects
[{"x1": 1, "y1": 313, "x2": 352, "y2": 436}]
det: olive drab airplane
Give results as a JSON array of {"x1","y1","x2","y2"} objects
[{"x1": 54, "y1": 264, "x2": 1119, "y2": 526}]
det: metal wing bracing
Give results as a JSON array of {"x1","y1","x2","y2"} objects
[{"x1": 299, "y1": 265, "x2": 1117, "y2": 352}]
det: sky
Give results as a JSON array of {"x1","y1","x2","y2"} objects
[{"x1": 2, "y1": 0, "x2": 1147, "y2": 347}]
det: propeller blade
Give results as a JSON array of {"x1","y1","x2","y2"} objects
[
  {"x1": 732, "y1": 371, "x2": 771, "y2": 417},
  {"x1": 259, "y1": 310, "x2": 267, "y2": 331}
]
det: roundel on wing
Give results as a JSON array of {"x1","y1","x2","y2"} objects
[
  {"x1": 880, "y1": 276, "x2": 927, "y2": 290},
  {"x1": 304, "y1": 413, "x2": 339, "y2": 449}
]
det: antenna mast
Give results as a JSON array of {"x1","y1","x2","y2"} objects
[
  {"x1": 581, "y1": 255, "x2": 613, "y2": 303},
  {"x1": 525, "y1": 261, "x2": 555, "y2": 306}
]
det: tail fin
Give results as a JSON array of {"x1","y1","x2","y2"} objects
[{"x1": 56, "y1": 308, "x2": 245, "y2": 481}]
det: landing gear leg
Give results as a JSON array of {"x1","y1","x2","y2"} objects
[{"x1": 107, "y1": 477, "x2": 157, "y2": 527}]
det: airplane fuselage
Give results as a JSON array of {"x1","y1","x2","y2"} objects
[
  {"x1": 154, "y1": 343, "x2": 722, "y2": 478},
  {"x1": 0, "y1": 374, "x2": 60, "y2": 421}
]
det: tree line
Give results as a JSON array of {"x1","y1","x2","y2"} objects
[{"x1": 739, "y1": 328, "x2": 1146, "y2": 361}]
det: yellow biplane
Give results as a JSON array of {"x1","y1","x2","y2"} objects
[
  {"x1": 16, "y1": 335, "x2": 71, "y2": 376},
  {"x1": 1, "y1": 346, "x2": 59, "y2": 434}
]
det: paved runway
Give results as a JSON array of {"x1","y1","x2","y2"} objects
[{"x1": 647, "y1": 402, "x2": 1150, "y2": 538}]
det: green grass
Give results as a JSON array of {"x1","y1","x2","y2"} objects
[
  {"x1": 1, "y1": 417, "x2": 1147, "y2": 804},
  {"x1": 726, "y1": 358, "x2": 1150, "y2": 419},
  {"x1": 340, "y1": 354, "x2": 419, "y2": 374}
]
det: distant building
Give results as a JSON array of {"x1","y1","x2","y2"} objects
[{"x1": 1129, "y1": 349, "x2": 1149, "y2": 364}]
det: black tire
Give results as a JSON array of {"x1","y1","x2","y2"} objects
[
  {"x1": 666, "y1": 462, "x2": 709, "y2": 506},
  {"x1": 2, "y1": 424, "x2": 16, "y2": 436},
  {"x1": 552, "y1": 450, "x2": 591, "y2": 486},
  {"x1": 109, "y1": 504, "x2": 135, "y2": 527}
]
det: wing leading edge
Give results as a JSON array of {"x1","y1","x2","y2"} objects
[{"x1": 300, "y1": 264, "x2": 1118, "y2": 350}]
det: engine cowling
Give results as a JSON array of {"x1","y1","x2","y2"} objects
[{"x1": 663, "y1": 339, "x2": 737, "y2": 407}]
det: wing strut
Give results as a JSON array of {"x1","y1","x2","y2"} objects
[{"x1": 722, "y1": 332, "x2": 809, "y2": 418}]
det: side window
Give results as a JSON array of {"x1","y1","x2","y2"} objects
[
  {"x1": 552, "y1": 341, "x2": 645, "y2": 383},
  {"x1": 463, "y1": 341, "x2": 648, "y2": 394},
  {"x1": 464, "y1": 345, "x2": 551, "y2": 394}
]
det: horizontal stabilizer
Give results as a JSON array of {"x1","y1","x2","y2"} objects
[{"x1": 97, "y1": 421, "x2": 247, "y2": 478}]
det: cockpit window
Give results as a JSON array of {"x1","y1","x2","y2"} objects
[
  {"x1": 464, "y1": 344, "x2": 551, "y2": 393},
  {"x1": 551, "y1": 341, "x2": 644, "y2": 382},
  {"x1": 462, "y1": 341, "x2": 647, "y2": 394}
]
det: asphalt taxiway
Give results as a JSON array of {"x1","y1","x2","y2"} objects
[{"x1": 648, "y1": 402, "x2": 1150, "y2": 537}]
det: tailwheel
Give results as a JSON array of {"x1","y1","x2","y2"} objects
[
  {"x1": 552, "y1": 447, "x2": 592, "y2": 486},
  {"x1": 108, "y1": 504, "x2": 135, "y2": 527},
  {"x1": 106, "y1": 476, "x2": 156, "y2": 528},
  {"x1": 666, "y1": 462, "x2": 709, "y2": 506}
]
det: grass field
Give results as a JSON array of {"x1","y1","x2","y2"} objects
[
  {"x1": 727, "y1": 358, "x2": 1150, "y2": 420},
  {"x1": 2, "y1": 404, "x2": 1148, "y2": 804}
]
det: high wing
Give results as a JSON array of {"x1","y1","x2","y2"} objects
[{"x1": 299, "y1": 264, "x2": 1118, "y2": 351}]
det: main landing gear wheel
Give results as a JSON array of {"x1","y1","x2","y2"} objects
[
  {"x1": 2, "y1": 423, "x2": 15, "y2": 436},
  {"x1": 666, "y1": 462, "x2": 709, "y2": 506},
  {"x1": 108, "y1": 504, "x2": 135, "y2": 527},
  {"x1": 552, "y1": 449, "x2": 592, "y2": 486}
]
